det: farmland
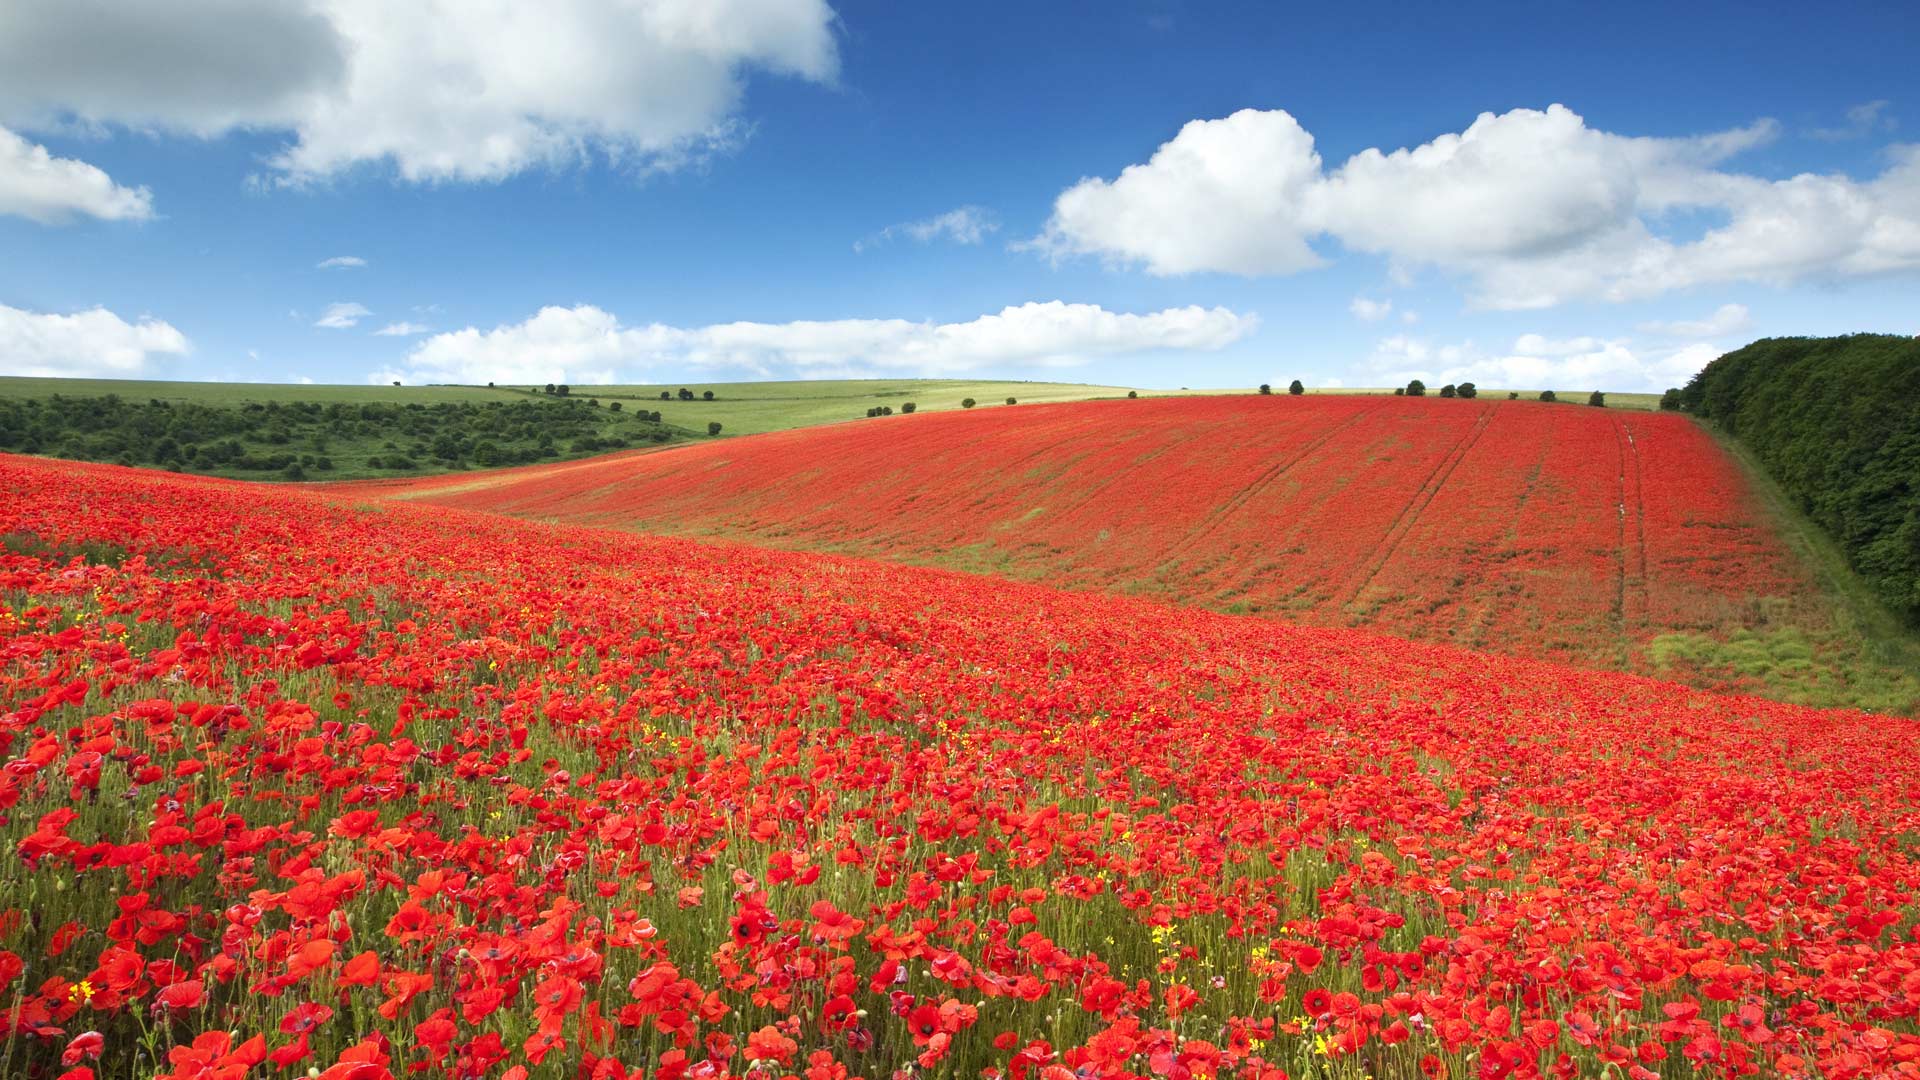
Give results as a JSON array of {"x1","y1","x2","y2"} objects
[
  {"x1": 356, "y1": 394, "x2": 1914, "y2": 710},
  {"x1": 4, "y1": 453, "x2": 1919, "y2": 1080}
]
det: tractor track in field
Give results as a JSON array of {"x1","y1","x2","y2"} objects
[
  {"x1": 1341, "y1": 402, "x2": 1496, "y2": 613},
  {"x1": 1157, "y1": 398, "x2": 1390, "y2": 567}
]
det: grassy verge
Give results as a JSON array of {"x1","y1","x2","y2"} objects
[{"x1": 1668, "y1": 422, "x2": 1920, "y2": 712}]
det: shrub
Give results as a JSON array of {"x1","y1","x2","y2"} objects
[
  {"x1": 544, "y1": 384, "x2": 556, "y2": 394},
  {"x1": 678, "y1": 389, "x2": 695, "y2": 401},
  {"x1": 1406, "y1": 379, "x2": 1426, "y2": 396},
  {"x1": 1660, "y1": 388, "x2": 1681, "y2": 411},
  {"x1": 1457, "y1": 382, "x2": 1477, "y2": 399},
  {"x1": 901, "y1": 402, "x2": 916, "y2": 414},
  {"x1": 703, "y1": 390, "x2": 714, "y2": 401},
  {"x1": 1259, "y1": 384, "x2": 1272, "y2": 395},
  {"x1": 1005, "y1": 397, "x2": 1017, "y2": 405},
  {"x1": 1127, "y1": 391, "x2": 1138, "y2": 399},
  {"x1": 961, "y1": 398, "x2": 976, "y2": 409},
  {"x1": 1439, "y1": 384, "x2": 1457, "y2": 398},
  {"x1": 707, "y1": 421, "x2": 723, "y2": 436},
  {"x1": 1508, "y1": 391, "x2": 1519, "y2": 400},
  {"x1": 1394, "y1": 387, "x2": 1405, "y2": 396},
  {"x1": 1288, "y1": 380, "x2": 1304, "y2": 395},
  {"x1": 660, "y1": 391, "x2": 671, "y2": 400},
  {"x1": 608, "y1": 402, "x2": 622, "y2": 412},
  {"x1": 555, "y1": 385, "x2": 570, "y2": 397},
  {"x1": 1588, "y1": 391, "x2": 1606, "y2": 408},
  {"x1": 1539, "y1": 390, "x2": 1557, "y2": 403}
]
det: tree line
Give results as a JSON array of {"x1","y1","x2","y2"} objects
[{"x1": 1679, "y1": 334, "x2": 1920, "y2": 624}]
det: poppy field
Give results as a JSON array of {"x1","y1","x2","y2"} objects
[
  {"x1": 354, "y1": 396, "x2": 1880, "y2": 706},
  {"x1": 4, "y1": 453, "x2": 1919, "y2": 1080}
]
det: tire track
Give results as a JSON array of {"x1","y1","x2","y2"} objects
[
  {"x1": 1157, "y1": 398, "x2": 1391, "y2": 566},
  {"x1": 1341, "y1": 402, "x2": 1496, "y2": 613}
]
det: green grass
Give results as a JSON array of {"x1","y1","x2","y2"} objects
[
  {"x1": 1679, "y1": 423, "x2": 1920, "y2": 713},
  {"x1": 494, "y1": 378, "x2": 1156, "y2": 436},
  {"x1": 0, "y1": 376, "x2": 526, "y2": 405}
]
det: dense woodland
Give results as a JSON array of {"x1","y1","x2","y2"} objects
[
  {"x1": 0, "y1": 395, "x2": 675, "y2": 479},
  {"x1": 1681, "y1": 334, "x2": 1920, "y2": 624}
]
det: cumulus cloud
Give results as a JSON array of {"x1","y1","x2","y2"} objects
[
  {"x1": 316, "y1": 255, "x2": 366, "y2": 269},
  {"x1": 0, "y1": 302, "x2": 189, "y2": 377},
  {"x1": 0, "y1": 0, "x2": 837, "y2": 184},
  {"x1": 1349, "y1": 297, "x2": 1393, "y2": 322},
  {"x1": 376, "y1": 301, "x2": 1258, "y2": 386},
  {"x1": 1032, "y1": 104, "x2": 1920, "y2": 308},
  {"x1": 0, "y1": 125, "x2": 152, "y2": 223},
  {"x1": 855, "y1": 206, "x2": 998, "y2": 252},
  {"x1": 1361, "y1": 332, "x2": 1720, "y2": 393},
  {"x1": 373, "y1": 321, "x2": 431, "y2": 336},
  {"x1": 1636, "y1": 303, "x2": 1752, "y2": 338},
  {"x1": 314, "y1": 302, "x2": 370, "y2": 329}
]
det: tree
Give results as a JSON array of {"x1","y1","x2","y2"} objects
[
  {"x1": 1457, "y1": 382, "x2": 1477, "y2": 399},
  {"x1": 678, "y1": 388, "x2": 695, "y2": 401},
  {"x1": 608, "y1": 402, "x2": 622, "y2": 412},
  {"x1": 1539, "y1": 390, "x2": 1557, "y2": 402},
  {"x1": 1005, "y1": 397, "x2": 1017, "y2": 405},
  {"x1": 1127, "y1": 391, "x2": 1138, "y2": 399},
  {"x1": 555, "y1": 385, "x2": 570, "y2": 397},
  {"x1": 544, "y1": 384, "x2": 556, "y2": 394},
  {"x1": 961, "y1": 398, "x2": 976, "y2": 409},
  {"x1": 1288, "y1": 380, "x2": 1304, "y2": 395},
  {"x1": 659, "y1": 391, "x2": 671, "y2": 401},
  {"x1": 703, "y1": 390, "x2": 714, "y2": 401},
  {"x1": 1660, "y1": 388, "x2": 1682, "y2": 411},
  {"x1": 1439, "y1": 384, "x2": 1457, "y2": 398},
  {"x1": 1394, "y1": 387, "x2": 1405, "y2": 395},
  {"x1": 1588, "y1": 391, "x2": 1606, "y2": 408},
  {"x1": 1406, "y1": 379, "x2": 1426, "y2": 396},
  {"x1": 901, "y1": 402, "x2": 916, "y2": 413},
  {"x1": 707, "y1": 421, "x2": 723, "y2": 436},
  {"x1": 1259, "y1": 383, "x2": 1272, "y2": 395},
  {"x1": 1508, "y1": 391, "x2": 1519, "y2": 400},
  {"x1": 391, "y1": 381, "x2": 401, "y2": 387}
]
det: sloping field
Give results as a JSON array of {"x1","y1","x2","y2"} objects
[
  {"x1": 2, "y1": 455, "x2": 1917, "y2": 1078},
  {"x1": 353, "y1": 395, "x2": 1887, "y2": 704}
]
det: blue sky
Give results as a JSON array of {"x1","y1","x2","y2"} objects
[{"x1": 1, "y1": 1, "x2": 1916, "y2": 391}]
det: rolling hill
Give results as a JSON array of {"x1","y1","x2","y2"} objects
[{"x1": 352, "y1": 393, "x2": 1914, "y2": 709}]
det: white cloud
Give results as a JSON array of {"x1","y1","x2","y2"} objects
[
  {"x1": 0, "y1": 0, "x2": 837, "y2": 184},
  {"x1": 1400, "y1": 310, "x2": 1420, "y2": 325},
  {"x1": 855, "y1": 206, "x2": 998, "y2": 252},
  {"x1": 1361, "y1": 332, "x2": 1719, "y2": 393},
  {"x1": 1637, "y1": 302, "x2": 1751, "y2": 338},
  {"x1": 0, "y1": 303, "x2": 189, "y2": 377},
  {"x1": 1348, "y1": 297, "x2": 1392, "y2": 321},
  {"x1": 0, "y1": 125, "x2": 152, "y2": 223},
  {"x1": 317, "y1": 255, "x2": 366, "y2": 269},
  {"x1": 1032, "y1": 104, "x2": 1920, "y2": 308},
  {"x1": 378, "y1": 301, "x2": 1258, "y2": 386},
  {"x1": 1812, "y1": 100, "x2": 1896, "y2": 142},
  {"x1": 314, "y1": 301, "x2": 370, "y2": 329},
  {"x1": 373, "y1": 321, "x2": 431, "y2": 336}
]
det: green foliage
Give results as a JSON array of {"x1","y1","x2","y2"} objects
[
  {"x1": 1439, "y1": 384, "x2": 1457, "y2": 398},
  {"x1": 1660, "y1": 388, "x2": 1682, "y2": 411},
  {"x1": 1127, "y1": 391, "x2": 1138, "y2": 399},
  {"x1": 707, "y1": 421, "x2": 724, "y2": 436},
  {"x1": 1005, "y1": 397, "x2": 1017, "y2": 405},
  {"x1": 1259, "y1": 383, "x2": 1272, "y2": 394},
  {"x1": 0, "y1": 394, "x2": 673, "y2": 480},
  {"x1": 1406, "y1": 379, "x2": 1426, "y2": 396},
  {"x1": 1539, "y1": 390, "x2": 1557, "y2": 403},
  {"x1": 1588, "y1": 391, "x2": 1606, "y2": 407},
  {"x1": 1508, "y1": 391, "x2": 1518, "y2": 400},
  {"x1": 1288, "y1": 380, "x2": 1304, "y2": 395},
  {"x1": 1681, "y1": 334, "x2": 1920, "y2": 624},
  {"x1": 901, "y1": 402, "x2": 916, "y2": 414},
  {"x1": 961, "y1": 398, "x2": 976, "y2": 409},
  {"x1": 1457, "y1": 382, "x2": 1477, "y2": 399}
]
